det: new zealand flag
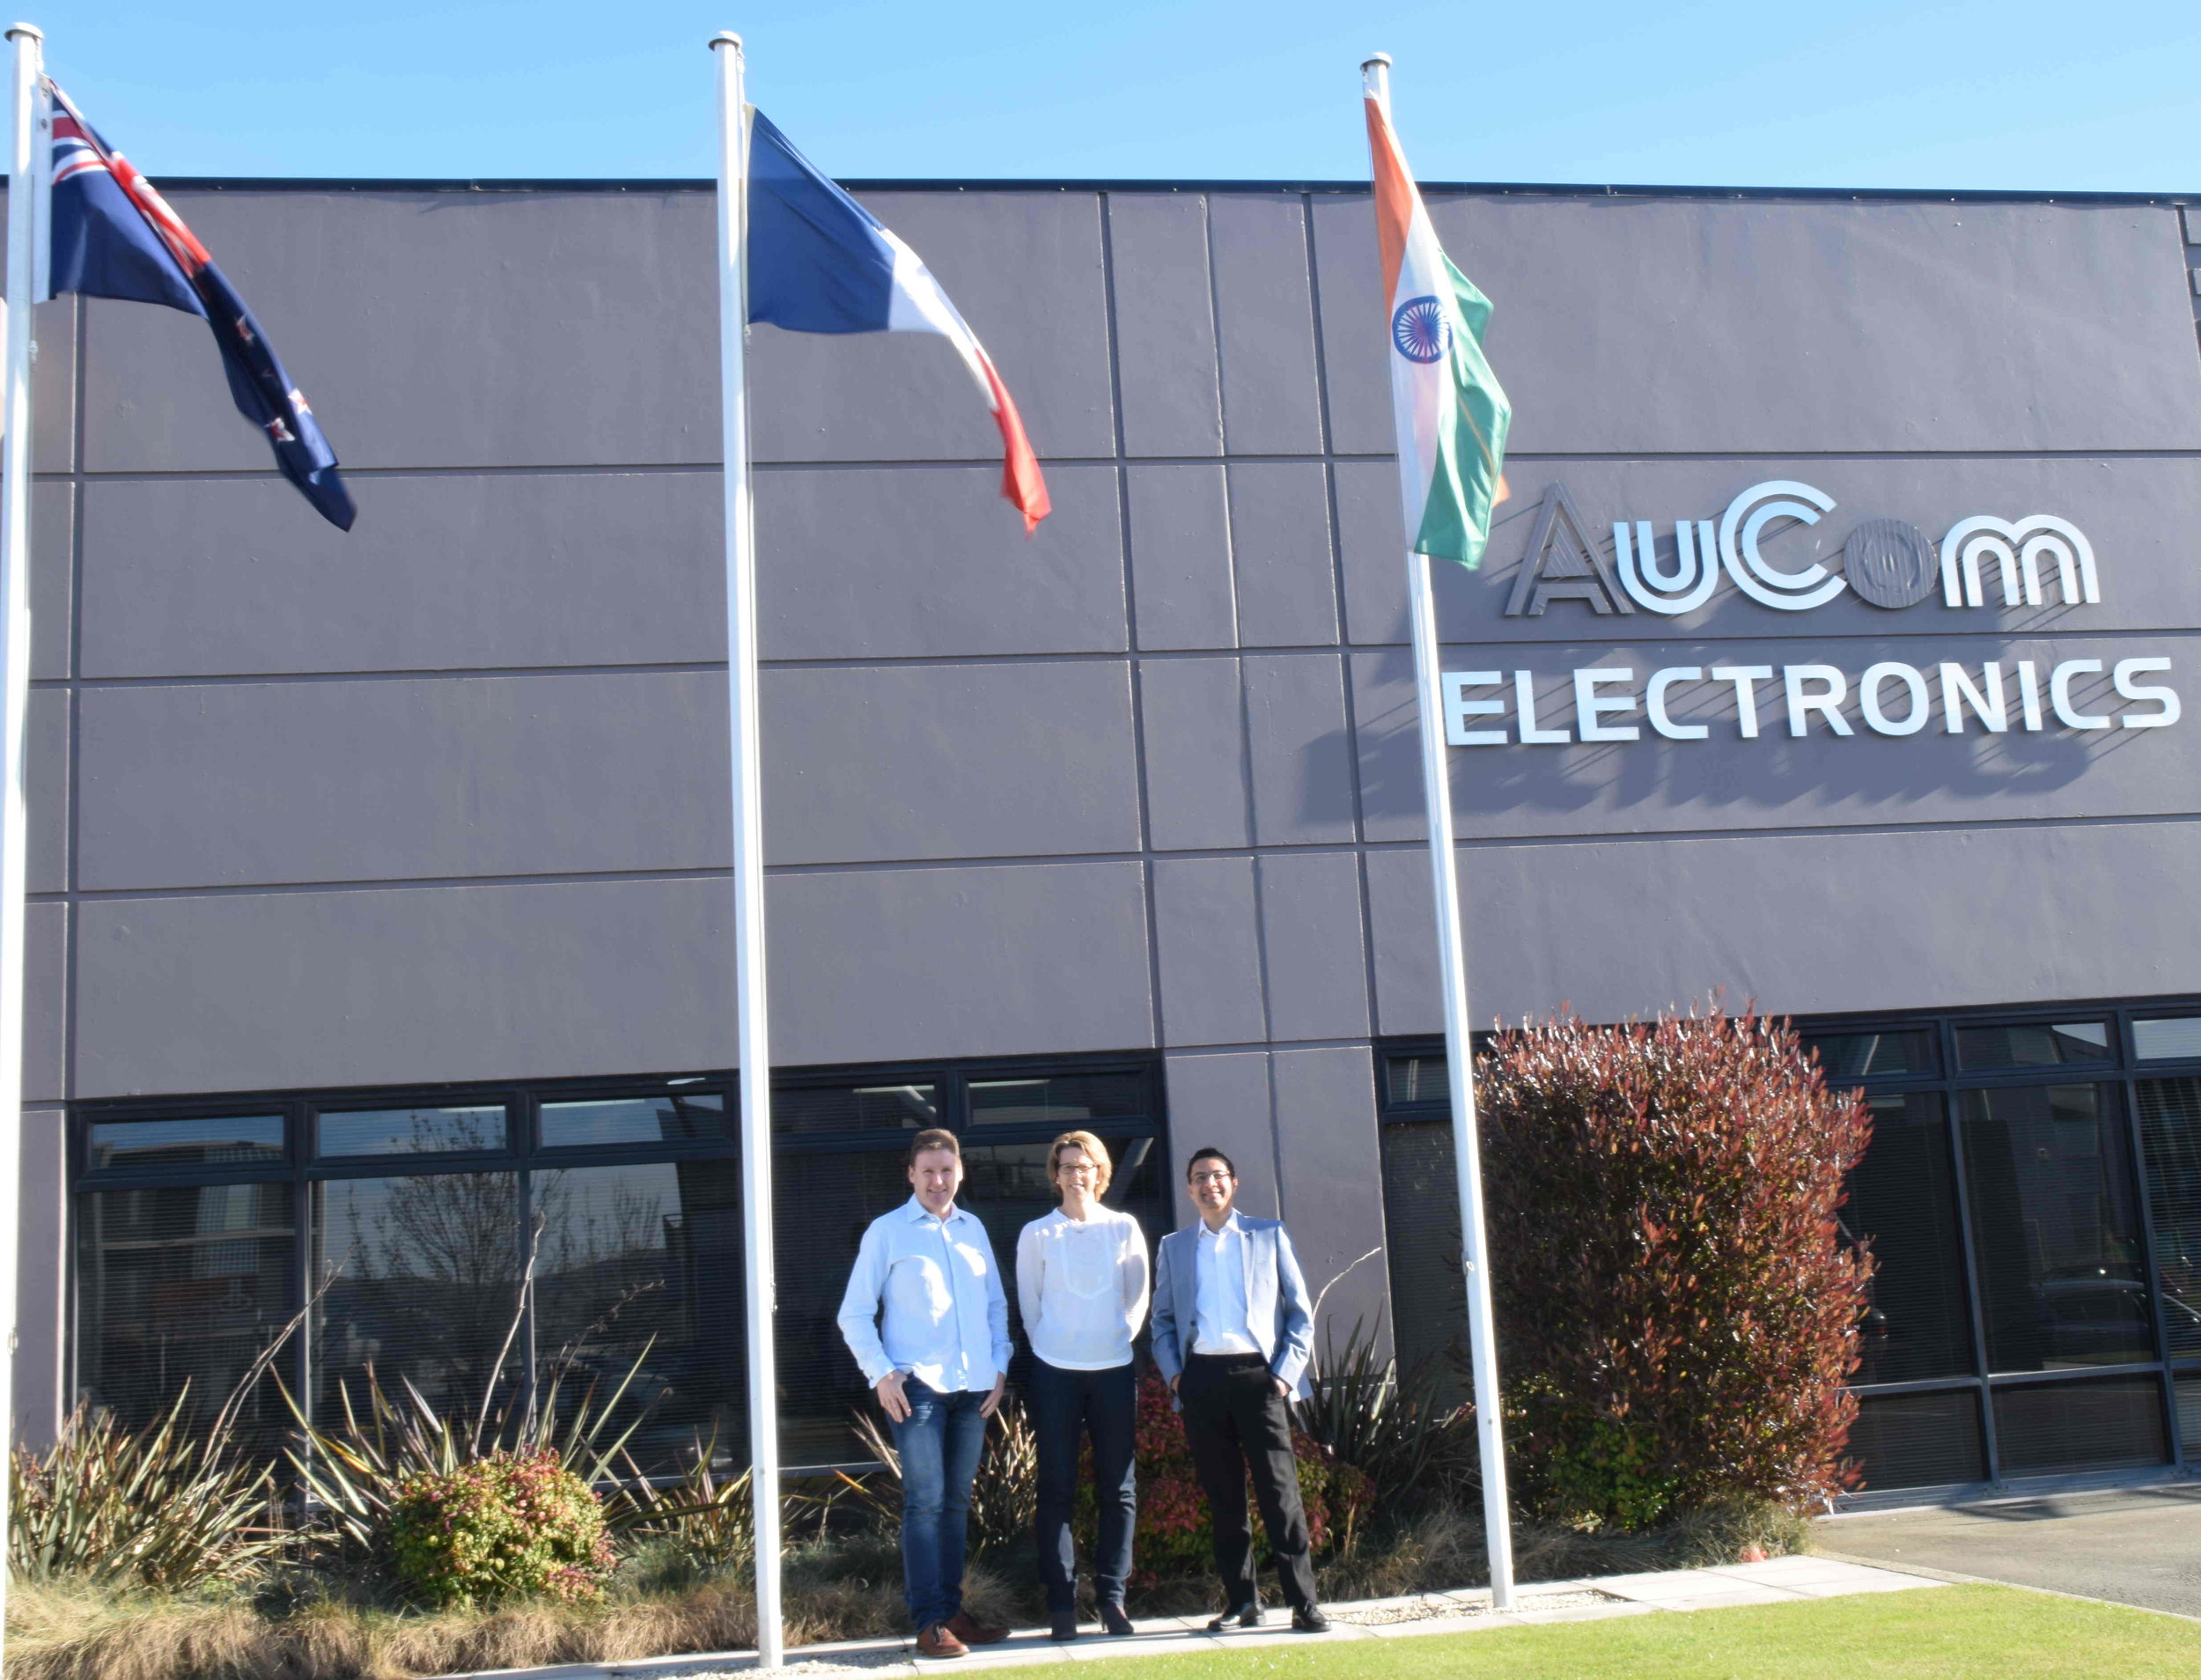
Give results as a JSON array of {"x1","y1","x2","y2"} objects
[{"x1": 46, "y1": 82, "x2": 354, "y2": 530}]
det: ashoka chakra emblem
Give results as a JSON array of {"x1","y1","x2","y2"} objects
[{"x1": 1391, "y1": 295, "x2": 1449, "y2": 364}]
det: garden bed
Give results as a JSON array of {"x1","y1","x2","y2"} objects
[{"x1": 4, "y1": 1504, "x2": 1807, "y2": 1680}]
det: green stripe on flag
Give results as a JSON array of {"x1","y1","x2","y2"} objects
[{"x1": 1414, "y1": 255, "x2": 1512, "y2": 570}]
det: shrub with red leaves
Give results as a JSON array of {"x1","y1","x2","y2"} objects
[
  {"x1": 1115, "y1": 1368, "x2": 1369, "y2": 1581},
  {"x1": 1476, "y1": 1006, "x2": 1874, "y2": 1528}
]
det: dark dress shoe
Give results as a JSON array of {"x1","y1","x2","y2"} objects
[
  {"x1": 1100, "y1": 1603, "x2": 1135, "y2": 1637},
  {"x1": 945, "y1": 1610, "x2": 1009, "y2": 1646},
  {"x1": 1291, "y1": 1605, "x2": 1331, "y2": 1634},
  {"x1": 1207, "y1": 1603, "x2": 1263, "y2": 1631},
  {"x1": 1048, "y1": 1610, "x2": 1079, "y2": 1641}
]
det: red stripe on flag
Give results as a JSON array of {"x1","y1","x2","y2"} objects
[{"x1": 977, "y1": 352, "x2": 1050, "y2": 534}]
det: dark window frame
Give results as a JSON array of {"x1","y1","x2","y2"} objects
[
  {"x1": 1372, "y1": 991, "x2": 2201, "y2": 1497},
  {"x1": 69, "y1": 1049, "x2": 1168, "y2": 1475}
]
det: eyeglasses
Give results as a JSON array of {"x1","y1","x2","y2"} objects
[{"x1": 1056, "y1": 1162, "x2": 1097, "y2": 1175}]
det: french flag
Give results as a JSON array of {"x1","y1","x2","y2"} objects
[{"x1": 747, "y1": 110, "x2": 1049, "y2": 532}]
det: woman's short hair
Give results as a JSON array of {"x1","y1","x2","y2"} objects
[{"x1": 1047, "y1": 1130, "x2": 1114, "y2": 1196}]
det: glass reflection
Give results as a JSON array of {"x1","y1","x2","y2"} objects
[
  {"x1": 967, "y1": 1072, "x2": 1145, "y2": 1127},
  {"x1": 539, "y1": 1093, "x2": 724, "y2": 1149},
  {"x1": 1844, "y1": 1093, "x2": 1975, "y2": 1383},
  {"x1": 317, "y1": 1105, "x2": 507, "y2": 1159},
  {"x1": 2136, "y1": 1076, "x2": 2201, "y2": 1359},
  {"x1": 90, "y1": 1115, "x2": 284, "y2": 1170},
  {"x1": 531, "y1": 1161, "x2": 744, "y2": 1474},
  {"x1": 313, "y1": 1172, "x2": 522, "y2": 1424},
  {"x1": 74, "y1": 1183, "x2": 294, "y2": 1453},
  {"x1": 775, "y1": 1084, "x2": 940, "y2": 1135},
  {"x1": 1957, "y1": 1084, "x2": 2152, "y2": 1372},
  {"x1": 1954, "y1": 1021, "x2": 2110, "y2": 1072}
]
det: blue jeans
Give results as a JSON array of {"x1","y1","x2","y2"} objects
[
  {"x1": 890, "y1": 1378, "x2": 990, "y2": 1631},
  {"x1": 1030, "y1": 1359, "x2": 1137, "y2": 1611}
]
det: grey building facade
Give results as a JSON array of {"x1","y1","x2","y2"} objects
[{"x1": 22, "y1": 175, "x2": 2201, "y2": 1496}]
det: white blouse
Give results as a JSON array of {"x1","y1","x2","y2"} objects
[{"x1": 1015, "y1": 1205, "x2": 1151, "y2": 1371}]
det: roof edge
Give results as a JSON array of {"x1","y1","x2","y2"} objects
[{"x1": 137, "y1": 176, "x2": 2197, "y2": 206}]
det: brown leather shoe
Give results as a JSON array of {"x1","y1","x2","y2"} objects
[
  {"x1": 915, "y1": 1624, "x2": 968, "y2": 1660},
  {"x1": 945, "y1": 1610, "x2": 1009, "y2": 1646}
]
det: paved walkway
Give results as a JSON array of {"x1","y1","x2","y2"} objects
[
  {"x1": 450, "y1": 1556, "x2": 1939, "y2": 1678},
  {"x1": 1824, "y1": 1482, "x2": 2201, "y2": 1620}
]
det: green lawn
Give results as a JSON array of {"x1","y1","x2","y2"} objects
[{"x1": 1069, "y1": 1586, "x2": 2201, "y2": 1679}]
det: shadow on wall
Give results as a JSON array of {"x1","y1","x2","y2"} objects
[{"x1": 1336, "y1": 645, "x2": 2141, "y2": 826}]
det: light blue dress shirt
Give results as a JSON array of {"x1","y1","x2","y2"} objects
[{"x1": 837, "y1": 1195, "x2": 1013, "y2": 1393}]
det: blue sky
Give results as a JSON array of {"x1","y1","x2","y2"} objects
[{"x1": 30, "y1": 0, "x2": 2201, "y2": 190}]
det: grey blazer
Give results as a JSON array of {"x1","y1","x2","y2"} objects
[{"x1": 1150, "y1": 1213, "x2": 1315, "y2": 1399}]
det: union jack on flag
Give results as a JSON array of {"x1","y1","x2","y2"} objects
[{"x1": 43, "y1": 80, "x2": 353, "y2": 530}]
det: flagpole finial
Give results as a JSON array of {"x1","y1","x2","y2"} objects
[
  {"x1": 5, "y1": 22, "x2": 41, "y2": 41},
  {"x1": 709, "y1": 30, "x2": 742, "y2": 51}
]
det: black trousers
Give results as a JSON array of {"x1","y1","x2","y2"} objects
[
  {"x1": 1179, "y1": 1352, "x2": 1317, "y2": 1610},
  {"x1": 1029, "y1": 1359, "x2": 1137, "y2": 1611}
]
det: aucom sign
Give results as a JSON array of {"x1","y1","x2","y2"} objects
[{"x1": 1446, "y1": 478, "x2": 2178, "y2": 748}]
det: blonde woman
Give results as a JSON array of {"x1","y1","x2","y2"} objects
[{"x1": 1015, "y1": 1130, "x2": 1150, "y2": 1641}]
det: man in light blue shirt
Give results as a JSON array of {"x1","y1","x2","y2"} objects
[{"x1": 838, "y1": 1127, "x2": 1012, "y2": 1659}]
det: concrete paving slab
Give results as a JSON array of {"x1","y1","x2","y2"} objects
[{"x1": 445, "y1": 1555, "x2": 1941, "y2": 1679}]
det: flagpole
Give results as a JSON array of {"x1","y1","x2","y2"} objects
[
  {"x1": 0, "y1": 20, "x2": 42, "y2": 1639},
  {"x1": 710, "y1": 29, "x2": 784, "y2": 1671},
  {"x1": 1362, "y1": 52, "x2": 1517, "y2": 1613}
]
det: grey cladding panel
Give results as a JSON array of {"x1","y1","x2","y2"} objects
[
  {"x1": 1106, "y1": 195, "x2": 1221, "y2": 458},
  {"x1": 75, "y1": 878, "x2": 740, "y2": 1097},
  {"x1": 1127, "y1": 465, "x2": 1234, "y2": 652},
  {"x1": 25, "y1": 905, "x2": 62, "y2": 1105},
  {"x1": 1152, "y1": 857, "x2": 1266, "y2": 1047},
  {"x1": 32, "y1": 483, "x2": 70, "y2": 682},
  {"x1": 1351, "y1": 632, "x2": 2201, "y2": 845},
  {"x1": 762, "y1": 463, "x2": 1125, "y2": 659},
  {"x1": 1368, "y1": 820, "x2": 2201, "y2": 1031},
  {"x1": 769, "y1": 861, "x2": 1153, "y2": 1066},
  {"x1": 77, "y1": 673, "x2": 731, "y2": 891},
  {"x1": 1333, "y1": 458, "x2": 1410, "y2": 647},
  {"x1": 1242, "y1": 652, "x2": 1357, "y2": 846},
  {"x1": 29, "y1": 295, "x2": 75, "y2": 475},
  {"x1": 1256, "y1": 851, "x2": 1370, "y2": 1043},
  {"x1": 1227, "y1": 463, "x2": 1337, "y2": 649},
  {"x1": 1269, "y1": 1046, "x2": 1387, "y2": 1345},
  {"x1": 762, "y1": 661, "x2": 1141, "y2": 866},
  {"x1": 27, "y1": 689, "x2": 65, "y2": 897},
  {"x1": 1208, "y1": 195, "x2": 1323, "y2": 456},
  {"x1": 1360, "y1": 456, "x2": 2201, "y2": 648},
  {"x1": 81, "y1": 473, "x2": 724, "y2": 678},
  {"x1": 1313, "y1": 195, "x2": 2201, "y2": 455},
  {"x1": 751, "y1": 191, "x2": 1114, "y2": 462},
  {"x1": 84, "y1": 192, "x2": 718, "y2": 471},
  {"x1": 1137, "y1": 657, "x2": 1251, "y2": 851},
  {"x1": 76, "y1": 864, "x2": 1151, "y2": 1095},
  {"x1": 1161, "y1": 1050, "x2": 1277, "y2": 1223},
  {"x1": 15, "y1": 1109, "x2": 66, "y2": 1447}
]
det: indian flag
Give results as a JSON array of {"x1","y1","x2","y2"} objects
[{"x1": 1363, "y1": 60, "x2": 1511, "y2": 568}]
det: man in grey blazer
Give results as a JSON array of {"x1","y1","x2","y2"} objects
[{"x1": 1150, "y1": 1146, "x2": 1329, "y2": 1634}]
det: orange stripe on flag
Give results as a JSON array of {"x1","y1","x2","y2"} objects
[{"x1": 1365, "y1": 96, "x2": 1414, "y2": 307}]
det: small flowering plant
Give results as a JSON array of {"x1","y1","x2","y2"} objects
[{"x1": 384, "y1": 1447, "x2": 614, "y2": 1607}]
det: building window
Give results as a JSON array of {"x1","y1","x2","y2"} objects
[
  {"x1": 1375, "y1": 997, "x2": 2201, "y2": 1501},
  {"x1": 71, "y1": 1053, "x2": 1167, "y2": 1475}
]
